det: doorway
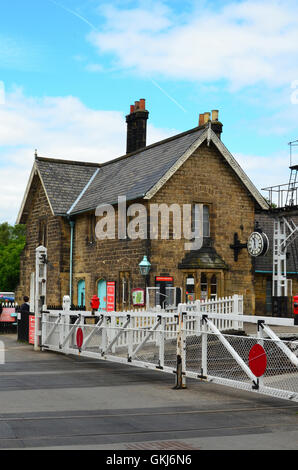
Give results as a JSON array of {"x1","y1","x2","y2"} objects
[
  {"x1": 77, "y1": 280, "x2": 85, "y2": 307},
  {"x1": 97, "y1": 279, "x2": 107, "y2": 312}
]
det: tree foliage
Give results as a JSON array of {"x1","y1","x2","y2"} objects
[{"x1": 0, "y1": 223, "x2": 26, "y2": 292}]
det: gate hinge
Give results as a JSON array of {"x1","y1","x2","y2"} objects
[
  {"x1": 257, "y1": 320, "x2": 265, "y2": 331},
  {"x1": 252, "y1": 379, "x2": 259, "y2": 390},
  {"x1": 197, "y1": 374, "x2": 207, "y2": 380}
]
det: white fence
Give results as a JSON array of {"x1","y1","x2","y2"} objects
[
  {"x1": 40, "y1": 294, "x2": 298, "y2": 402},
  {"x1": 42, "y1": 295, "x2": 243, "y2": 354},
  {"x1": 183, "y1": 295, "x2": 243, "y2": 332}
]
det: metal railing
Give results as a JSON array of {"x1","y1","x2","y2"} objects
[{"x1": 262, "y1": 182, "x2": 298, "y2": 208}]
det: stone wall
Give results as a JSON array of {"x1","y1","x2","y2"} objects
[{"x1": 16, "y1": 175, "x2": 68, "y2": 306}]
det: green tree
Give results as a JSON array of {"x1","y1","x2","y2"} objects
[{"x1": 0, "y1": 223, "x2": 26, "y2": 292}]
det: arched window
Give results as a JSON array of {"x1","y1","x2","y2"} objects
[
  {"x1": 200, "y1": 273, "x2": 208, "y2": 300},
  {"x1": 210, "y1": 274, "x2": 217, "y2": 300},
  {"x1": 97, "y1": 279, "x2": 107, "y2": 312}
]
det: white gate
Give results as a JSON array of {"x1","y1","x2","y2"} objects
[
  {"x1": 39, "y1": 295, "x2": 298, "y2": 402},
  {"x1": 42, "y1": 309, "x2": 178, "y2": 375},
  {"x1": 181, "y1": 308, "x2": 298, "y2": 402}
]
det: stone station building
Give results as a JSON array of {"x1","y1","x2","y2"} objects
[{"x1": 16, "y1": 100, "x2": 270, "y2": 314}]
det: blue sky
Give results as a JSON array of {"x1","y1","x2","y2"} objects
[{"x1": 1, "y1": 0, "x2": 298, "y2": 223}]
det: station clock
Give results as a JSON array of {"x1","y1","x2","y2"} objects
[{"x1": 247, "y1": 231, "x2": 269, "y2": 257}]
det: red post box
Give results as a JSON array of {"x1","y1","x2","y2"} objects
[
  {"x1": 293, "y1": 295, "x2": 298, "y2": 325},
  {"x1": 90, "y1": 295, "x2": 100, "y2": 312}
]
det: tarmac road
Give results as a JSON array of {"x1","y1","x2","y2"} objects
[{"x1": 0, "y1": 333, "x2": 297, "y2": 450}]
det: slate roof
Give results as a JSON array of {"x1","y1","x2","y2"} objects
[
  {"x1": 178, "y1": 241, "x2": 229, "y2": 270},
  {"x1": 255, "y1": 212, "x2": 298, "y2": 274},
  {"x1": 69, "y1": 127, "x2": 206, "y2": 214},
  {"x1": 36, "y1": 157, "x2": 100, "y2": 215},
  {"x1": 17, "y1": 124, "x2": 268, "y2": 224}
]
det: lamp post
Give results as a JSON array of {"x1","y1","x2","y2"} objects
[{"x1": 139, "y1": 256, "x2": 151, "y2": 289}]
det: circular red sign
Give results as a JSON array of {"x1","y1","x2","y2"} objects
[
  {"x1": 76, "y1": 328, "x2": 83, "y2": 349},
  {"x1": 249, "y1": 344, "x2": 267, "y2": 377}
]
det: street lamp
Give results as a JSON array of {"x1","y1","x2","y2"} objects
[
  {"x1": 139, "y1": 256, "x2": 151, "y2": 276},
  {"x1": 139, "y1": 256, "x2": 151, "y2": 291}
]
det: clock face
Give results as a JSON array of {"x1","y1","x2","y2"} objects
[{"x1": 247, "y1": 232, "x2": 269, "y2": 257}]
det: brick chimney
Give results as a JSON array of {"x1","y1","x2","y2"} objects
[
  {"x1": 126, "y1": 99, "x2": 149, "y2": 154},
  {"x1": 199, "y1": 109, "x2": 223, "y2": 139}
]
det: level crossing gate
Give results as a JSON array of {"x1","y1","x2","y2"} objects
[{"x1": 40, "y1": 295, "x2": 298, "y2": 402}]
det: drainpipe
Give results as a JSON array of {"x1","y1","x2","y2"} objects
[{"x1": 69, "y1": 219, "x2": 75, "y2": 304}]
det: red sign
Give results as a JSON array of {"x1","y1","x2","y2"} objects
[
  {"x1": 107, "y1": 281, "x2": 116, "y2": 312},
  {"x1": 29, "y1": 315, "x2": 35, "y2": 345},
  {"x1": 156, "y1": 276, "x2": 173, "y2": 282},
  {"x1": 249, "y1": 344, "x2": 267, "y2": 377},
  {"x1": 76, "y1": 328, "x2": 84, "y2": 349},
  {"x1": 0, "y1": 308, "x2": 15, "y2": 323},
  {"x1": 293, "y1": 295, "x2": 298, "y2": 315}
]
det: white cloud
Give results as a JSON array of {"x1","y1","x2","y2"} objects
[
  {"x1": 236, "y1": 151, "x2": 290, "y2": 192},
  {"x1": 90, "y1": 0, "x2": 298, "y2": 89},
  {"x1": 0, "y1": 88, "x2": 174, "y2": 224}
]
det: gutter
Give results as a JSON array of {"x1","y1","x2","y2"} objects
[
  {"x1": 67, "y1": 168, "x2": 100, "y2": 215},
  {"x1": 69, "y1": 219, "x2": 75, "y2": 304},
  {"x1": 255, "y1": 270, "x2": 298, "y2": 274}
]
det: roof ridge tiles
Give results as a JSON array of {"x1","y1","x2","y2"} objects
[
  {"x1": 35, "y1": 125, "x2": 205, "y2": 170},
  {"x1": 99, "y1": 125, "x2": 206, "y2": 168},
  {"x1": 35, "y1": 156, "x2": 101, "y2": 168}
]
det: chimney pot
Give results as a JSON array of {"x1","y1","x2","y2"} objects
[
  {"x1": 212, "y1": 110, "x2": 219, "y2": 121},
  {"x1": 139, "y1": 99, "x2": 146, "y2": 110},
  {"x1": 130, "y1": 105, "x2": 135, "y2": 114},
  {"x1": 199, "y1": 114, "x2": 204, "y2": 127},
  {"x1": 203, "y1": 112, "x2": 210, "y2": 124},
  {"x1": 135, "y1": 101, "x2": 140, "y2": 111},
  {"x1": 210, "y1": 109, "x2": 223, "y2": 139}
]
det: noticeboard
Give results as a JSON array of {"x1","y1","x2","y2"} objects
[{"x1": 29, "y1": 315, "x2": 35, "y2": 345}]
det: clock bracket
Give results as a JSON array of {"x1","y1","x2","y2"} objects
[{"x1": 230, "y1": 233, "x2": 247, "y2": 262}]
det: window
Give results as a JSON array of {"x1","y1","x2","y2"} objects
[
  {"x1": 38, "y1": 218, "x2": 47, "y2": 247},
  {"x1": 210, "y1": 274, "x2": 217, "y2": 300},
  {"x1": 191, "y1": 204, "x2": 210, "y2": 239},
  {"x1": 200, "y1": 273, "x2": 218, "y2": 300},
  {"x1": 203, "y1": 205, "x2": 210, "y2": 238},
  {"x1": 87, "y1": 214, "x2": 96, "y2": 245},
  {"x1": 200, "y1": 273, "x2": 208, "y2": 300}
]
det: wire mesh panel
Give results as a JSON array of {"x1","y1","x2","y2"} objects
[
  {"x1": 261, "y1": 337, "x2": 298, "y2": 397},
  {"x1": 41, "y1": 312, "x2": 62, "y2": 349},
  {"x1": 79, "y1": 320, "x2": 103, "y2": 353},
  {"x1": 131, "y1": 326, "x2": 160, "y2": 367},
  {"x1": 183, "y1": 326, "x2": 298, "y2": 401}
]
